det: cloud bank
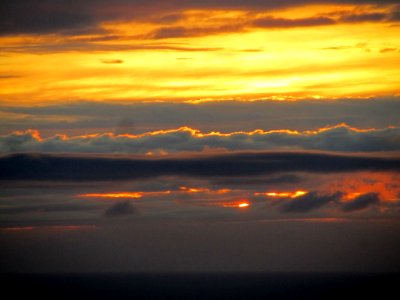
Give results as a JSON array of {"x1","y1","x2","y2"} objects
[
  {"x1": 1, "y1": 151, "x2": 399, "y2": 182},
  {"x1": 1, "y1": 124, "x2": 399, "y2": 154},
  {"x1": 1, "y1": 1, "x2": 399, "y2": 36}
]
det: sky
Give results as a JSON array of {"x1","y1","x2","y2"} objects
[{"x1": 0, "y1": 0, "x2": 400, "y2": 273}]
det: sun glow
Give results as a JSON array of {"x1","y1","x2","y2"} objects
[{"x1": 1, "y1": 4, "x2": 399, "y2": 105}]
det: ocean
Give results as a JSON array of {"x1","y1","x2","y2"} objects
[{"x1": 2, "y1": 272, "x2": 398, "y2": 299}]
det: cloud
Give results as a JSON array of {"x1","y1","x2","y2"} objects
[
  {"x1": 0, "y1": 1, "x2": 99, "y2": 35},
  {"x1": 1, "y1": 124, "x2": 400, "y2": 154},
  {"x1": 104, "y1": 201, "x2": 138, "y2": 217},
  {"x1": 280, "y1": 191, "x2": 343, "y2": 213},
  {"x1": 150, "y1": 24, "x2": 245, "y2": 39},
  {"x1": 101, "y1": 59, "x2": 124, "y2": 64},
  {"x1": 2, "y1": 97, "x2": 399, "y2": 136},
  {"x1": 1, "y1": 1, "x2": 399, "y2": 35},
  {"x1": 389, "y1": 6, "x2": 400, "y2": 21},
  {"x1": 339, "y1": 13, "x2": 386, "y2": 23},
  {"x1": 212, "y1": 174, "x2": 302, "y2": 187},
  {"x1": 253, "y1": 17, "x2": 335, "y2": 28},
  {"x1": 341, "y1": 193, "x2": 380, "y2": 212},
  {"x1": 380, "y1": 48, "x2": 398, "y2": 53},
  {"x1": 1, "y1": 152, "x2": 399, "y2": 182},
  {"x1": 0, "y1": 203, "x2": 99, "y2": 214}
]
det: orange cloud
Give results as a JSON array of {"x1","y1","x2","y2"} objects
[
  {"x1": 255, "y1": 190, "x2": 308, "y2": 198},
  {"x1": 79, "y1": 192, "x2": 144, "y2": 199},
  {"x1": 0, "y1": 4, "x2": 399, "y2": 104},
  {"x1": 222, "y1": 200, "x2": 250, "y2": 208},
  {"x1": 321, "y1": 172, "x2": 400, "y2": 202}
]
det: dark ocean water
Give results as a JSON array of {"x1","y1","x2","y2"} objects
[{"x1": 2, "y1": 273, "x2": 399, "y2": 300}]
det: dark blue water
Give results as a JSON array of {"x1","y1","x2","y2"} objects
[{"x1": 2, "y1": 273, "x2": 399, "y2": 299}]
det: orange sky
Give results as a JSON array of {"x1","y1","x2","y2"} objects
[{"x1": 0, "y1": 3, "x2": 399, "y2": 105}]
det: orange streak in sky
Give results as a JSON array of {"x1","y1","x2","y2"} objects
[
  {"x1": 79, "y1": 192, "x2": 143, "y2": 199},
  {"x1": 255, "y1": 190, "x2": 308, "y2": 198},
  {"x1": 78, "y1": 188, "x2": 230, "y2": 200},
  {"x1": 222, "y1": 200, "x2": 250, "y2": 208},
  {"x1": 179, "y1": 186, "x2": 232, "y2": 194}
]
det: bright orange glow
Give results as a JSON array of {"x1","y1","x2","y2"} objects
[
  {"x1": 256, "y1": 190, "x2": 308, "y2": 198},
  {"x1": 78, "y1": 187, "x2": 231, "y2": 200},
  {"x1": 78, "y1": 191, "x2": 174, "y2": 199},
  {"x1": 1, "y1": 4, "x2": 399, "y2": 104},
  {"x1": 79, "y1": 192, "x2": 143, "y2": 199},
  {"x1": 323, "y1": 172, "x2": 400, "y2": 202},
  {"x1": 179, "y1": 186, "x2": 232, "y2": 194},
  {"x1": 223, "y1": 201, "x2": 250, "y2": 208},
  {"x1": 343, "y1": 192, "x2": 362, "y2": 200}
]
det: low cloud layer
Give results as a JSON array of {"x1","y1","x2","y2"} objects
[
  {"x1": 104, "y1": 201, "x2": 138, "y2": 217},
  {"x1": 280, "y1": 191, "x2": 343, "y2": 213},
  {"x1": 1, "y1": 151, "x2": 399, "y2": 182},
  {"x1": 1, "y1": 124, "x2": 399, "y2": 154}
]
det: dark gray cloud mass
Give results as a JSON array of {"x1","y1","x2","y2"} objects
[
  {"x1": 1, "y1": 0, "x2": 399, "y2": 35},
  {"x1": 104, "y1": 201, "x2": 138, "y2": 217},
  {"x1": 0, "y1": 203, "x2": 99, "y2": 215},
  {"x1": 1, "y1": 152, "x2": 399, "y2": 182},
  {"x1": 253, "y1": 16, "x2": 335, "y2": 28},
  {"x1": 280, "y1": 191, "x2": 343, "y2": 213}
]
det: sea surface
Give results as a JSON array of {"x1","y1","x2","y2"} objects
[{"x1": 2, "y1": 272, "x2": 399, "y2": 299}]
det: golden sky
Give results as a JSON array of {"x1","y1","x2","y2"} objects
[
  {"x1": 0, "y1": 2, "x2": 399, "y2": 105},
  {"x1": 1, "y1": 1, "x2": 400, "y2": 277}
]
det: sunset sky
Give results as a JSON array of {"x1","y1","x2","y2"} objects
[{"x1": 0, "y1": 0, "x2": 399, "y2": 274}]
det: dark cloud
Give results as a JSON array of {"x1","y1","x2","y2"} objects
[
  {"x1": 104, "y1": 201, "x2": 137, "y2": 217},
  {"x1": 1, "y1": 152, "x2": 399, "y2": 182},
  {"x1": 212, "y1": 174, "x2": 302, "y2": 187},
  {"x1": 389, "y1": 7, "x2": 400, "y2": 21},
  {"x1": 339, "y1": 13, "x2": 386, "y2": 23},
  {"x1": 157, "y1": 13, "x2": 184, "y2": 24},
  {"x1": 1, "y1": 1, "x2": 398, "y2": 35},
  {"x1": 341, "y1": 193, "x2": 380, "y2": 212},
  {"x1": 0, "y1": 75, "x2": 20, "y2": 79},
  {"x1": 101, "y1": 59, "x2": 124, "y2": 64},
  {"x1": 0, "y1": 1, "x2": 98, "y2": 35},
  {"x1": 0, "y1": 203, "x2": 99, "y2": 214},
  {"x1": 150, "y1": 24, "x2": 244, "y2": 39},
  {"x1": 253, "y1": 17, "x2": 335, "y2": 28},
  {"x1": 280, "y1": 191, "x2": 343, "y2": 213}
]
